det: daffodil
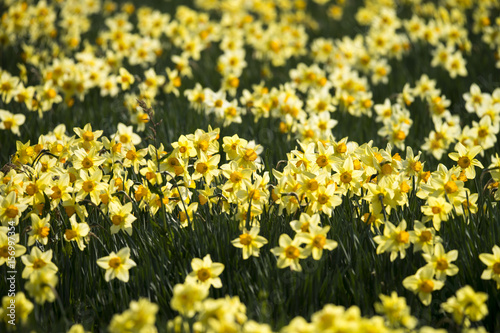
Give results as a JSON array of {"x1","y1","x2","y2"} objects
[
  {"x1": 441, "y1": 285, "x2": 488, "y2": 326},
  {"x1": 74, "y1": 169, "x2": 107, "y2": 205},
  {"x1": 0, "y1": 109, "x2": 25, "y2": 136},
  {"x1": 170, "y1": 280, "x2": 209, "y2": 318},
  {"x1": 27, "y1": 213, "x2": 51, "y2": 246},
  {"x1": 421, "y1": 196, "x2": 453, "y2": 231},
  {"x1": 422, "y1": 243, "x2": 459, "y2": 281},
  {"x1": 45, "y1": 173, "x2": 73, "y2": 209},
  {"x1": 297, "y1": 225, "x2": 338, "y2": 260},
  {"x1": 0, "y1": 226, "x2": 26, "y2": 267},
  {"x1": 448, "y1": 142, "x2": 483, "y2": 179},
  {"x1": 231, "y1": 226, "x2": 268, "y2": 259},
  {"x1": 64, "y1": 215, "x2": 90, "y2": 251},
  {"x1": 374, "y1": 292, "x2": 417, "y2": 329},
  {"x1": 24, "y1": 270, "x2": 58, "y2": 304},
  {"x1": 0, "y1": 191, "x2": 28, "y2": 226},
  {"x1": 192, "y1": 153, "x2": 221, "y2": 184},
  {"x1": 402, "y1": 266, "x2": 444, "y2": 306},
  {"x1": 270, "y1": 234, "x2": 308, "y2": 271},
  {"x1": 97, "y1": 247, "x2": 137, "y2": 282},
  {"x1": 21, "y1": 247, "x2": 58, "y2": 279},
  {"x1": 409, "y1": 221, "x2": 441, "y2": 254},
  {"x1": 479, "y1": 245, "x2": 500, "y2": 288},
  {"x1": 332, "y1": 157, "x2": 364, "y2": 194},
  {"x1": 108, "y1": 201, "x2": 136, "y2": 236},
  {"x1": 187, "y1": 254, "x2": 225, "y2": 288},
  {"x1": 72, "y1": 147, "x2": 106, "y2": 173},
  {"x1": 373, "y1": 220, "x2": 411, "y2": 261},
  {"x1": 290, "y1": 213, "x2": 321, "y2": 233},
  {"x1": 108, "y1": 298, "x2": 159, "y2": 333},
  {"x1": 73, "y1": 123, "x2": 103, "y2": 150},
  {"x1": 0, "y1": 292, "x2": 33, "y2": 324}
]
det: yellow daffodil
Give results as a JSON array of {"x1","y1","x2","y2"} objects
[
  {"x1": 0, "y1": 292, "x2": 33, "y2": 324},
  {"x1": 231, "y1": 226, "x2": 268, "y2": 259},
  {"x1": 409, "y1": 221, "x2": 441, "y2": 254},
  {"x1": 75, "y1": 169, "x2": 107, "y2": 205},
  {"x1": 187, "y1": 254, "x2": 225, "y2": 288},
  {"x1": 297, "y1": 225, "x2": 338, "y2": 260},
  {"x1": 402, "y1": 266, "x2": 444, "y2": 306},
  {"x1": 374, "y1": 292, "x2": 417, "y2": 329},
  {"x1": 441, "y1": 285, "x2": 488, "y2": 326},
  {"x1": 108, "y1": 298, "x2": 158, "y2": 333},
  {"x1": 374, "y1": 220, "x2": 411, "y2": 261},
  {"x1": 170, "y1": 280, "x2": 209, "y2": 318},
  {"x1": 21, "y1": 247, "x2": 58, "y2": 279},
  {"x1": 0, "y1": 226, "x2": 26, "y2": 267},
  {"x1": 290, "y1": 213, "x2": 321, "y2": 233},
  {"x1": 108, "y1": 201, "x2": 136, "y2": 236},
  {"x1": 27, "y1": 213, "x2": 51, "y2": 246},
  {"x1": 97, "y1": 247, "x2": 136, "y2": 282},
  {"x1": 479, "y1": 245, "x2": 500, "y2": 288},
  {"x1": 271, "y1": 234, "x2": 308, "y2": 271},
  {"x1": 448, "y1": 142, "x2": 483, "y2": 179},
  {"x1": 0, "y1": 191, "x2": 28, "y2": 226},
  {"x1": 0, "y1": 109, "x2": 25, "y2": 136},
  {"x1": 25, "y1": 270, "x2": 58, "y2": 304},
  {"x1": 422, "y1": 243, "x2": 459, "y2": 281},
  {"x1": 421, "y1": 196, "x2": 453, "y2": 231},
  {"x1": 64, "y1": 215, "x2": 90, "y2": 251}
]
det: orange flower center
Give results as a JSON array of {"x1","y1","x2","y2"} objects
[
  {"x1": 196, "y1": 162, "x2": 208, "y2": 174},
  {"x1": 126, "y1": 150, "x2": 137, "y2": 160},
  {"x1": 307, "y1": 179, "x2": 319, "y2": 191},
  {"x1": 396, "y1": 231, "x2": 409, "y2": 244},
  {"x1": 82, "y1": 131, "x2": 94, "y2": 141},
  {"x1": 317, "y1": 194, "x2": 329, "y2": 205},
  {"x1": 33, "y1": 259, "x2": 47, "y2": 269},
  {"x1": 285, "y1": 245, "x2": 300, "y2": 259},
  {"x1": 0, "y1": 246, "x2": 9, "y2": 258},
  {"x1": 436, "y1": 258, "x2": 448, "y2": 271},
  {"x1": 112, "y1": 215, "x2": 123, "y2": 226},
  {"x1": 493, "y1": 262, "x2": 500, "y2": 274},
  {"x1": 108, "y1": 257, "x2": 122, "y2": 268},
  {"x1": 5, "y1": 205, "x2": 19, "y2": 219},
  {"x1": 419, "y1": 279, "x2": 434, "y2": 293},
  {"x1": 82, "y1": 157, "x2": 94, "y2": 169},
  {"x1": 38, "y1": 226, "x2": 50, "y2": 238},
  {"x1": 65, "y1": 229, "x2": 77, "y2": 240},
  {"x1": 3, "y1": 119, "x2": 13, "y2": 130},
  {"x1": 239, "y1": 233, "x2": 253, "y2": 246},
  {"x1": 458, "y1": 156, "x2": 470, "y2": 169},
  {"x1": 419, "y1": 231, "x2": 432, "y2": 243},
  {"x1": 340, "y1": 172, "x2": 352, "y2": 184},
  {"x1": 316, "y1": 155, "x2": 328, "y2": 167},
  {"x1": 431, "y1": 206, "x2": 441, "y2": 214},
  {"x1": 312, "y1": 235, "x2": 326, "y2": 249},
  {"x1": 230, "y1": 172, "x2": 243, "y2": 183},
  {"x1": 82, "y1": 180, "x2": 95, "y2": 193},
  {"x1": 197, "y1": 268, "x2": 211, "y2": 282},
  {"x1": 444, "y1": 181, "x2": 458, "y2": 194},
  {"x1": 26, "y1": 183, "x2": 38, "y2": 196},
  {"x1": 243, "y1": 149, "x2": 258, "y2": 162}
]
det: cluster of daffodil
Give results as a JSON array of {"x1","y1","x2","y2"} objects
[
  {"x1": 0, "y1": 119, "x2": 498, "y2": 324},
  {"x1": 1, "y1": 0, "x2": 499, "y2": 160}
]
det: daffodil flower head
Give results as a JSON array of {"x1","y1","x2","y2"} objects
[
  {"x1": 402, "y1": 266, "x2": 444, "y2": 306},
  {"x1": 97, "y1": 247, "x2": 136, "y2": 282},
  {"x1": 448, "y1": 142, "x2": 483, "y2": 179},
  {"x1": 231, "y1": 226, "x2": 268, "y2": 259},
  {"x1": 479, "y1": 245, "x2": 500, "y2": 289},
  {"x1": 270, "y1": 233, "x2": 308, "y2": 271},
  {"x1": 187, "y1": 254, "x2": 225, "y2": 288}
]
